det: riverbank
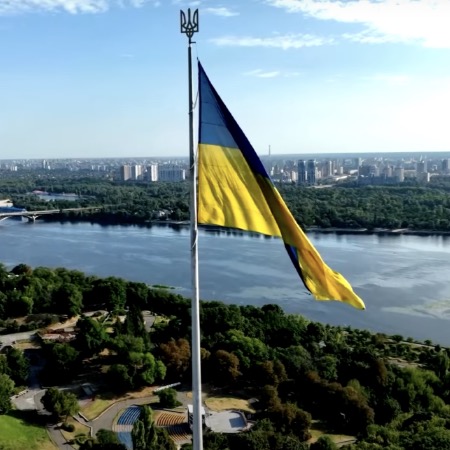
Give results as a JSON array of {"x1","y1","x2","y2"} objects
[
  {"x1": 2, "y1": 220, "x2": 450, "y2": 345},
  {"x1": 36, "y1": 215, "x2": 450, "y2": 237},
  {"x1": 307, "y1": 226, "x2": 450, "y2": 236},
  {"x1": 143, "y1": 221, "x2": 450, "y2": 237}
]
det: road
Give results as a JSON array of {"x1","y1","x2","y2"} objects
[
  {"x1": 0, "y1": 331, "x2": 37, "y2": 349},
  {"x1": 0, "y1": 206, "x2": 102, "y2": 220},
  {"x1": 12, "y1": 383, "x2": 158, "y2": 449}
]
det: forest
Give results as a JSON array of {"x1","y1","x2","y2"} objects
[
  {"x1": 1, "y1": 263, "x2": 450, "y2": 449},
  {"x1": 2, "y1": 173, "x2": 450, "y2": 231}
]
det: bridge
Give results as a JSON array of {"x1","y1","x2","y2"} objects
[{"x1": 0, "y1": 206, "x2": 103, "y2": 222}]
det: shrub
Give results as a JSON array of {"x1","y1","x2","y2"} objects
[{"x1": 62, "y1": 422, "x2": 75, "y2": 432}]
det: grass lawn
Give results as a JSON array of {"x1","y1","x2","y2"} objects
[
  {"x1": 81, "y1": 387, "x2": 157, "y2": 420},
  {"x1": 60, "y1": 417, "x2": 91, "y2": 443},
  {"x1": 81, "y1": 395, "x2": 117, "y2": 421},
  {"x1": 308, "y1": 421, "x2": 356, "y2": 446},
  {"x1": 204, "y1": 396, "x2": 256, "y2": 413},
  {"x1": 0, "y1": 413, "x2": 57, "y2": 450}
]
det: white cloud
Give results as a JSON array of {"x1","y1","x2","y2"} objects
[
  {"x1": 0, "y1": 0, "x2": 158, "y2": 15},
  {"x1": 204, "y1": 6, "x2": 238, "y2": 17},
  {"x1": 210, "y1": 33, "x2": 334, "y2": 49},
  {"x1": 244, "y1": 68, "x2": 301, "y2": 78},
  {"x1": 266, "y1": 0, "x2": 450, "y2": 48},
  {"x1": 244, "y1": 69, "x2": 280, "y2": 78},
  {"x1": 361, "y1": 74, "x2": 411, "y2": 86}
]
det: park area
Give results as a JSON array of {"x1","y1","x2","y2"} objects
[{"x1": 0, "y1": 412, "x2": 56, "y2": 450}]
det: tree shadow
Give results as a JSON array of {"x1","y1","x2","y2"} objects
[{"x1": 6, "y1": 409, "x2": 51, "y2": 427}]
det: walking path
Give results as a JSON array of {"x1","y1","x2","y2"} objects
[{"x1": 13, "y1": 385, "x2": 193, "y2": 450}]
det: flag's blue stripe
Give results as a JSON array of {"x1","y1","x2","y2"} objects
[{"x1": 198, "y1": 62, "x2": 269, "y2": 180}]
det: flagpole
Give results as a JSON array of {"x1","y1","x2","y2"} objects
[{"x1": 180, "y1": 8, "x2": 202, "y2": 450}]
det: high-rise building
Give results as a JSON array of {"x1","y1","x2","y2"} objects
[
  {"x1": 353, "y1": 157, "x2": 362, "y2": 170},
  {"x1": 322, "y1": 160, "x2": 332, "y2": 178},
  {"x1": 158, "y1": 165, "x2": 186, "y2": 182},
  {"x1": 416, "y1": 160, "x2": 427, "y2": 174},
  {"x1": 120, "y1": 165, "x2": 132, "y2": 181},
  {"x1": 381, "y1": 165, "x2": 393, "y2": 178},
  {"x1": 442, "y1": 159, "x2": 450, "y2": 173},
  {"x1": 394, "y1": 167, "x2": 405, "y2": 182},
  {"x1": 145, "y1": 164, "x2": 158, "y2": 182},
  {"x1": 297, "y1": 160, "x2": 307, "y2": 185},
  {"x1": 131, "y1": 164, "x2": 143, "y2": 180},
  {"x1": 307, "y1": 159, "x2": 316, "y2": 185}
]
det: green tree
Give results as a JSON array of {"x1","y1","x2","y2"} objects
[
  {"x1": 108, "y1": 364, "x2": 133, "y2": 392},
  {"x1": 132, "y1": 406, "x2": 156, "y2": 450},
  {"x1": 156, "y1": 388, "x2": 181, "y2": 408},
  {"x1": 4, "y1": 348, "x2": 29, "y2": 385},
  {"x1": 41, "y1": 387, "x2": 79, "y2": 420},
  {"x1": 76, "y1": 315, "x2": 109, "y2": 356},
  {"x1": 310, "y1": 436, "x2": 338, "y2": 450},
  {"x1": 122, "y1": 304, "x2": 150, "y2": 350},
  {"x1": 52, "y1": 282, "x2": 83, "y2": 316},
  {"x1": 46, "y1": 342, "x2": 79, "y2": 381},
  {"x1": 11, "y1": 264, "x2": 32, "y2": 276},
  {"x1": 0, "y1": 373, "x2": 14, "y2": 414},
  {"x1": 88, "y1": 277, "x2": 127, "y2": 312},
  {"x1": 96, "y1": 429, "x2": 122, "y2": 445}
]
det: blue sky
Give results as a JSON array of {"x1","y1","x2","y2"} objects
[{"x1": 1, "y1": 0, "x2": 449, "y2": 159}]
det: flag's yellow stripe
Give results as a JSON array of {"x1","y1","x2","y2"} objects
[
  {"x1": 198, "y1": 143, "x2": 365, "y2": 310},
  {"x1": 198, "y1": 143, "x2": 280, "y2": 237}
]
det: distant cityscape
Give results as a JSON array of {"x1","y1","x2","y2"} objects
[{"x1": 1, "y1": 151, "x2": 450, "y2": 186}]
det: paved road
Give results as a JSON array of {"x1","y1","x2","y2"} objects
[
  {"x1": 90, "y1": 396, "x2": 157, "y2": 435},
  {"x1": 47, "y1": 424, "x2": 73, "y2": 450},
  {"x1": 13, "y1": 389, "x2": 186, "y2": 450},
  {"x1": 0, "y1": 331, "x2": 37, "y2": 349}
]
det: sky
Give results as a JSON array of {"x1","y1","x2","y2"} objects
[{"x1": 1, "y1": 0, "x2": 450, "y2": 159}]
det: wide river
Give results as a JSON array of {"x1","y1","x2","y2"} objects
[{"x1": 2, "y1": 220, "x2": 450, "y2": 345}]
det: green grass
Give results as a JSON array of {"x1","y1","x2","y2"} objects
[
  {"x1": 0, "y1": 412, "x2": 57, "y2": 450},
  {"x1": 81, "y1": 393, "x2": 117, "y2": 420},
  {"x1": 308, "y1": 420, "x2": 356, "y2": 446},
  {"x1": 151, "y1": 284, "x2": 174, "y2": 289}
]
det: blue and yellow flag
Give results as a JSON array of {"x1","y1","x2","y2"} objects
[{"x1": 197, "y1": 62, "x2": 365, "y2": 310}]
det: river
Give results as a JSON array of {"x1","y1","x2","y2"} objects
[{"x1": 2, "y1": 220, "x2": 450, "y2": 345}]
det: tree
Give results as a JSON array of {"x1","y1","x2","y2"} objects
[
  {"x1": 159, "y1": 338, "x2": 191, "y2": 379},
  {"x1": 211, "y1": 350, "x2": 241, "y2": 385},
  {"x1": 122, "y1": 303, "x2": 150, "y2": 350},
  {"x1": 0, "y1": 373, "x2": 14, "y2": 414},
  {"x1": 132, "y1": 406, "x2": 156, "y2": 450},
  {"x1": 156, "y1": 388, "x2": 181, "y2": 409},
  {"x1": 96, "y1": 429, "x2": 122, "y2": 445},
  {"x1": 225, "y1": 329, "x2": 269, "y2": 372},
  {"x1": 41, "y1": 387, "x2": 79, "y2": 420},
  {"x1": 4, "y1": 347, "x2": 29, "y2": 385},
  {"x1": 310, "y1": 436, "x2": 338, "y2": 450},
  {"x1": 108, "y1": 364, "x2": 133, "y2": 392},
  {"x1": 268, "y1": 402, "x2": 311, "y2": 441},
  {"x1": 76, "y1": 315, "x2": 109, "y2": 356},
  {"x1": 52, "y1": 282, "x2": 83, "y2": 316},
  {"x1": 88, "y1": 277, "x2": 127, "y2": 312},
  {"x1": 11, "y1": 263, "x2": 32, "y2": 276},
  {"x1": 131, "y1": 405, "x2": 176, "y2": 450},
  {"x1": 46, "y1": 342, "x2": 79, "y2": 381}
]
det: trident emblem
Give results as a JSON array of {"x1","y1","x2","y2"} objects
[{"x1": 180, "y1": 8, "x2": 199, "y2": 41}]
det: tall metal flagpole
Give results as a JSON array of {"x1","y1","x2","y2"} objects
[{"x1": 180, "y1": 8, "x2": 202, "y2": 450}]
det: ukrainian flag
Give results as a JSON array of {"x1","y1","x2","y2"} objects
[{"x1": 197, "y1": 62, "x2": 365, "y2": 310}]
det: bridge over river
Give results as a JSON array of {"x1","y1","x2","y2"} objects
[{"x1": 0, "y1": 206, "x2": 102, "y2": 222}]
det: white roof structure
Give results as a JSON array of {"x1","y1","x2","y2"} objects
[{"x1": 187, "y1": 404, "x2": 206, "y2": 416}]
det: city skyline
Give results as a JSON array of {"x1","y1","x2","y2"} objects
[{"x1": 1, "y1": 0, "x2": 450, "y2": 159}]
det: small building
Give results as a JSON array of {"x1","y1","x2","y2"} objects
[{"x1": 187, "y1": 404, "x2": 206, "y2": 430}]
